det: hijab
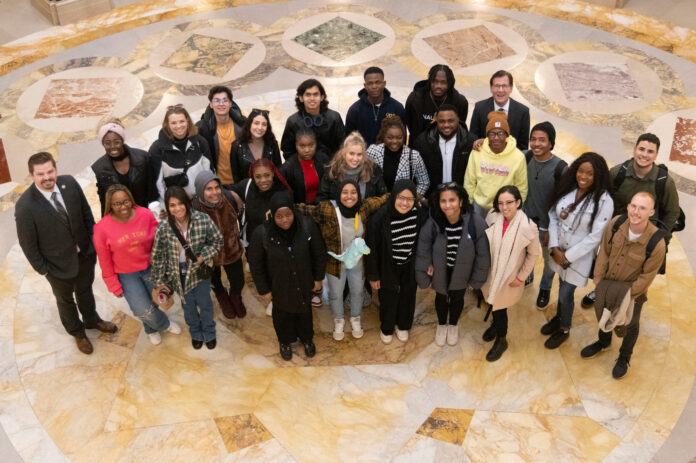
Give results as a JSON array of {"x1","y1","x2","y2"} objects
[
  {"x1": 270, "y1": 191, "x2": 297, "y2": 244},
  {"x1": 389, "y1": 179, "x2": 417, "y2": 219},
  {"x1": 336, "y1": 179, "x2": 362, "y2": 218}
]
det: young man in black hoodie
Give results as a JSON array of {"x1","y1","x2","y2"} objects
[
  {"x1": 345, "y1": 67, "x2": 406, "y2": 146},
  {"x1": 405, "y1": 64, "x2": 468, "y2": 147},
  {"x1": 412, "y1": 104, "x2": 476, "y2": 196},
  {"x1": 196, "y1": 86, "x2": 246, "y2": 187}
]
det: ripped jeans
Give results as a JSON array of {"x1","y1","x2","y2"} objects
[{"x1": 117, "y1": 267, "x2": 171, "y2": 334}]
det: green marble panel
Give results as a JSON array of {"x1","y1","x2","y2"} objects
[{"x1": 292, "y1": 16, "x2": 385, "y2": 62}]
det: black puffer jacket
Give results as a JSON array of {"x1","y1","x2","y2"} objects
[
  {"x1": 316, "y1": 164, "x2": 387, "y2": 201},
  {"x1": 91, "y1": 145, "x2": 157, "y2": 216},
  {"x1": 230, "y1": 140, "x2": 282, "y2": 183},
  {"x1": 149, "y1": 130, "x2": 212, "y2": 200},
  {"x1": 365, "y1": 203, "x2": 429, "y2": 291},
  {"x1": 280, "y1": 151, "x2": 330, "y2": 203},
  {"x1": 280, "y1": 109, "x2": 345, "y2": 159},
  {"x1": 247, "y1": 215, "x2": 326, "y2": 313},
  {"x1": 196, "y1": 103, "x2": 245, "y2": 169}
]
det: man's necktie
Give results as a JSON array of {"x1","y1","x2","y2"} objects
[{"x1": 51, "y1": 192, "x2": 70, "y2": 227}]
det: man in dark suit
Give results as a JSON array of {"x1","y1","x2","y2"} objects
[
  {"x1": 15, "y1": 152, "x2": 117, "y2": 355},
  {"x1": 470, "y1": 70, "x2": 530, "y2": 151}
]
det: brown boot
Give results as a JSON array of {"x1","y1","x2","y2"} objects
[
  {"x1": 94, "y1": 320, "x2": 118, "y2": 334},
  {"x1": 214, "y1": 288, "x2": 236, "y2": 319},
  {"x1": 229, "y1": 292, "x2": 247, "y2": 318},
  {"x1": 75, "y1": 336, "x2": 93, "y2": 355}
]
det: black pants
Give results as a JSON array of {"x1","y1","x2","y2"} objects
[
  {"x1": 272, "y1": 308, "x2": 314, "y2": 345},
  {"x1": 378, "y1": 264, "x2": 417, "y2": 335},
  {"x1": 211, "y1": 259, "x2": 244, "y2": 293},
  {"x1": 45, "y1": 253, "x2": 101, "y2": 338},
  {"x1": 435, "y1": 289, "x2": 466, "y2": 325},
  {"x1": 597, "y1": 294, "x2": 646, "y2": 360}
]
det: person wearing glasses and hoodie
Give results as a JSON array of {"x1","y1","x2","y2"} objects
[{"x1": 280, "y1": 79, "x2": 345, "y2": 159}]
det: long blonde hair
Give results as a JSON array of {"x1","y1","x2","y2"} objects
[{"x1": 327, "y1": 131, "x2": 375, "y2": 183}]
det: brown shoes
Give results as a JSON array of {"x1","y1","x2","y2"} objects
[
  {"x1": 94, "y1": 320, "x2": 118, "y2": 334},
  {"x1": 214, "y1": 288, "x2": 236, "y2": 319},
  {"x1": 75, "y1": 336, "x2": 93, "y2": 355},
  {"x1": 229, "y1": 292, "x2": 246, "y2": 318}
]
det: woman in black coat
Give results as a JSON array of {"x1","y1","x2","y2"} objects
[
  {"x1": 366, "y1": 180, "x2": 429, "y2": 344},
  {"x1": 280, "y1": 128, "x2": 330, "y2": 203},
  {"x1": 247, "y1": 191, "x2": 327, "y2": 361},
  {"x1": 230, "y1": 108, "x2": 282, "y2": 183},
  {"x1": 91, "y1": 120, "x2": 157, "y2": 216}
]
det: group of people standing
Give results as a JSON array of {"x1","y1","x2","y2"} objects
[{"x1": 15, "y1": 65, "x2": 681, "y2": 378}]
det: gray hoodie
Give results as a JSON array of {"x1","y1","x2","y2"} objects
[{"x1": 194, "y1": 171, "x2": 220, "y2": 206}]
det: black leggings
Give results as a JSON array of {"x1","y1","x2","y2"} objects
[
  {"x1": 211, "y1": 259, "x2": 244, "y2": 294},
  {"x1": 435, "y1": 289, "x2": 466, "y2": 325},
  {"x1": 378, "y1": 263, "x2": 417, "y2": 334}
]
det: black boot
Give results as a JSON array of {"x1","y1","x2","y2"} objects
[
  {"x1": 486, "y1": 310, "x2": 509, "y2": 362},
  {"x1": 482, "y1": 323, "x2": 496, "y2": 342}
]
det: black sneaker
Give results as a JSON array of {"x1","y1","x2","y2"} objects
[
  {"x1": 544, "y1": 329, "x2": 569, "y2": 349},
  {"x1": 536, "y1": 289, "x2": 550, "y2": 309},
  {"x1": 581, "y1": 290, "x2": 596, "y2": 309},
  {"x1": 482, "y1": 324, "x2": 496, "y2": 342},
  {"x1": 280, "y1": 344, "x2": 292, "y2": 361},
  {"x1": 580, "y1": 341, "x2": 607, "y2": 358},
  {"x1": 486, "y1": 337, "x2": 508, "y2": 362},
  {"x1": 304, "y1": 341, "x2": 316, "y2": 358},
  {"x1": 205, "y1": 339, "x2": 217, "y2": 350},
  {"x1": 540, "y1": 316, "x2": 560, "y2": 335},
  {"x1": 612, "y1": 356, "x2": 630, "y2": 379},
  {"x1": 192, "y1": 339, "x2": 203, "y2": 350}
]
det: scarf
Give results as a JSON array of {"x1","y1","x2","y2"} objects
[
  {"x1": 336, "y1": 179, "x2": 362, "y2": 218},
  {"x1": 343, "y1": 166, "x2": 366, "y2": 197},
  {"x1": 486, "y1": 210, "x2": 524, "y2": 306}
]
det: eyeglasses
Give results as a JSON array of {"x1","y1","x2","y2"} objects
[
  {"x1": 497, "y1": 200, "x2": 517, "y2": 208},
  {"x1": 112, "y1": 199, "x2": 132, "y2": 208},
  {"x1": 212, "y1": 98, "x2": 229, "y2": 104},
  {"x1": 437, "y1": 182, "x2": 457, "y2": 190},
  {"x1": 396, "y1": 194, "x2": 415, "y2": 203},
  {"x1": 488, "y1": 131, "x2": 507, "y2": 139},
  {"x1": 492, "y1": 84, "x2": 510, "y2": 90},
  {"x1": 166, "y1": 103, "x2": 184, "y2": 111}
]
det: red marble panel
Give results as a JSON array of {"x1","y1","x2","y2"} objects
[
  {"x1": 34, "y1": 77, "x2": 123, "y2": 119},
  {"x1": 0, "y1": 138, "x2": 10, "y2": 183},
  {"x1": 553, "y1": 62, "x2": 641, "y2": 101},
  {"x1": 670, "y1": 116, "x2": 696, "y2": 166}
]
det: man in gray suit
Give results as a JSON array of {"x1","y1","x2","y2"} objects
[{"x1": 15, "y1": 152, "x2": 117, "y2": 354}]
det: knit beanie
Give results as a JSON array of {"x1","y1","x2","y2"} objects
[
  {"x1": 530, "y1": 121, "x2": 556, "y2": 150},
  {"x1": 485, "y1": 111, "x2": 510, "y2": 136}
]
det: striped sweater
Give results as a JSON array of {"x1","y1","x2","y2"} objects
[{"x1": 390, "y1": 210, "x2": 418, "y2": 264}]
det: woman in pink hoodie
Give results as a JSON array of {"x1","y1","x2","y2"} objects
[{"x1": 93, "y1": 184, "x2": 180, "y2": 345}]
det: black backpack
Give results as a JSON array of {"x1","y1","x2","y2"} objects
[
  {"x1": 613, "y1": 160, "x2": 685, "y2": 232},
  {"x1": 609, "y1": 214, "x2": 668, "y2": 275}
]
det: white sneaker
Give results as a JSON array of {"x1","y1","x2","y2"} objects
[
  {"x1": 148, "y1": 332, "x2": 162, "y2": 345},
  {"x1": 380, "y1": 331, "x2": 392, "y2": 344},
  {"x1": 395, "y1": 327, "x2": 408, "y2": 342},
  {"x1": 266, "y1": 301, "x2": 273, "y2": 316},
  {"x1": 350, "y1": 316, "x2": 364, "y2": 339},
  {"x1": 447, "y1": 324, "x2": 459, "y2": 346},
  {"x1": 166, "y1": 321, "x2": 181, "y2": 335},
  {"x1": 435, "y1": 325, "x2": 447, "y2": 346},
  {"x1": 333, "y1": 318, "x2": 345, "y2": 341}
]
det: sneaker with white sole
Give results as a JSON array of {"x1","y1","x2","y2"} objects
[
  {"x1": 446, "y1": 324, "x2": 459, "y2": 346},
  {"x1": 311, "y1": 290, "x2": 322, "y2": 307},
  {"x1": 380, "y1": 330, "x2": 392, "y2": 344},
  {"x1": 265, "y1": 301, "x2": 273, "y2": 316},
  {"x1": 350, "y1": 316, "x2": 364, "y2": 339},
  {"x1": 395, "y1": 327, "x2": 408, "y2": 342},
  {"x1": 148, "y1": 332, "x2": 162, "y2": 345},
  {"x1": 333, "y1": 318, "x2": 345, "y2": 341},
  {"x1": 166, "y1": 321, "x2": 181, "y2": 335},
  {"x1": 435, "y1": 324, "x2": 447, "y2": 346}
]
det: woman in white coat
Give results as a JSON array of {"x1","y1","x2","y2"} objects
[
  {"x1": 541, "y1": 152, "x2": 613, "y2": 349},
  {"x1": 481, "y1": 185, "x2": 539, "y2": 361}
]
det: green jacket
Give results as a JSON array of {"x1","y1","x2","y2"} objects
[
  {"x1": 610, "y1": 161, "x2": 680, "y2": 232},
  {"x1": 151, "y1": 210, "x2": 223, "y2": 297}
]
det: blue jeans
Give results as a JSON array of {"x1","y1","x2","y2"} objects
[
  {"x1": 180, "y1": 277, "x2": 216, "y2": 342},
  {"x1": 556, "y1": 279, "x2": 577, "y2": 329},
  {"x1": 326, "y1": 264, "x2": 363, "y2": 319},
  {"x1": 118, "y1": 268, "x2": 170, "y2": 334},
  {"x1": 529, "y1": 229, "x2": 555, "y2": 291}
]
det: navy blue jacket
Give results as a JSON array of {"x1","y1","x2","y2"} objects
[{"x1": 345, "y1": 88, "x2": 406, "y2": 146}]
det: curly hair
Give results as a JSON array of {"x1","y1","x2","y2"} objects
[
  {"x1": 548, "y1": 152, "x2": 611, "y2": 229},
  {"x1": 238, "y1": 108, "x2": 277, "y2": 146},
  {"x1": 375, "y1": 115, "x2": 406, "y2": 145},
  {"x1": 427, "y1": 64, "x2": 455, "y2": 98},
  {"x1": 294, "y1": 79, "x2": 329, "y2": 113},
  {"x1": 326, "y1": 132, "x2": 375, "y2": 183},
  {"x1": 429, "y1": 183, "x2": 471, "y2": 232}
]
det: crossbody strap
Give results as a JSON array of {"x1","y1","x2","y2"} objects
[{"x1": 168, "y1": 217, "x2": 198, "y2": 262}]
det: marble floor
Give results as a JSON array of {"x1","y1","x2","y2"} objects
[{"x1": 1, "y1": 0, "x2": 696, "y2": 462}]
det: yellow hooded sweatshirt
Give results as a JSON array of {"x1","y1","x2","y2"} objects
[{"x1": 464, "y1": 135, "x2": 527, "y2": 210}]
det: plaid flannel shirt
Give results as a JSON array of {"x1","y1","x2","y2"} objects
[
  {"x1": 296, "y1": 194, "x2": 388, "y2": 277},
  {"x1": 151, "y1": 210, "x2": 223, "y2": 297}
]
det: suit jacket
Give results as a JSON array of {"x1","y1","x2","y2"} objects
[
  {"x1": 15, "y1": 175, "x2": 96, "y2": 279},
  {"x1": 469, "y1": 97, "x2": 530, "y2": 151}
]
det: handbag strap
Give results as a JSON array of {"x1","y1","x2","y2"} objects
[{"x1": 168, "y1": 217, "x2": 198, "y2": 262}]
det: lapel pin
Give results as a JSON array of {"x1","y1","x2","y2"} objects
[{"x1": 61, "y1": 185, "x2": 66, "y2": 189}]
